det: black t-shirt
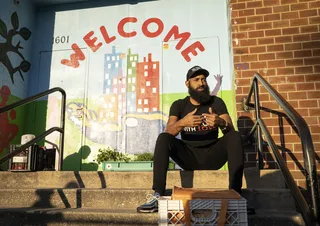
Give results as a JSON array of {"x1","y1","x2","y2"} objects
[{"x1": 169, "y1": 96, "x2": 229, "y2": 147}]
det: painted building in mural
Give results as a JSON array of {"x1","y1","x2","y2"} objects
[{"x1": 0, "y1": 0, "x2": 234, "y2": 170}]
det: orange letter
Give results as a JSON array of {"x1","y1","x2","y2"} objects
[
  {"x1": 61, "y1": 43, "x2": 85, "y2": 68},
  {"x1": 83, "y1": 31, "x2": 102, "y2": 52},
  {"x1": 118, "y1": 17, "x2": 137, "y2": 38},
  {"x1": 163, "y1": 26, "x2": 191, "y2": 50},
  {"x1": 181, "y1": 41, "x2": 205, "y2": 62},
  {"x1": 142, "y1": 18, "x2": 164, "y2": 38},
  {"x1": 100, "y1": 26, "x2": 116, "y2": 43}
]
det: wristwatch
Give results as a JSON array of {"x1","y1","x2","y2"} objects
[{"x1": 220, "y1": 120, "x2": 228, "y2": 132}]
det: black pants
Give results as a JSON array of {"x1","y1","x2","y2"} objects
[{"x1": 152, "y1": 130, "x2": 244, "y2": 195}]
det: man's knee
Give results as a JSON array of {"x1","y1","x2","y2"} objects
[{"x1": 156, "y1": 132, "x2": 175, "y2": 145}]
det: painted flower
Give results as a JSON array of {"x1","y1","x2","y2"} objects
[{"x1": 106, "y1": 164, "x2": 112, "y2": 170}]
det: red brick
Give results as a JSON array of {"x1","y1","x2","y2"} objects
[
  {"x1": 313, "y1": 49, "x2": 320, "y2": 56},
  {"x1": 233, "y1": 32, "x2": 247, "y2": 39},
  {"x1": 295, "y1": 66, "x2": 313, "y2": 74},
  {"x1": 285, "y1": 43, "x2": 302, "y2": 51},
  {"x1": 314, "y1": 66, "x2": 320, "y2": 73},
  {"x1": 290, "y1": 18, "x2": 309, "y2": 26},
  {"x1": 293, "y1": 34, "x2": 311, "y2": 42},
  {"x1": 239, "y1": 39, "x2": 257, "y2": 46},
  {"x1": 234, "y1": 55, "x2": 241, "y2": 63},
  {"x1": 231, "y1": 9, "x2": 238, "y2": 17},
  {"x1": 275, "y1": 36, "x2": 292, "y2": 43},
  {"x1": 239, "y1": 9, "x2": 255, "y2": 17},
  {"x1": 282, "y1": 27, "x2": 299, "y2": 35},
  {"x1": 317, "y1": 83, "x2": 320, "y2": 90},
  {"x1": 247, "y1": 1, "x2": 263, "y2": 8},
  {"x1": 232, "y1": 2, "x2": 246, "y2": 10},
  {"x1": 250, "y1": 46, "x2": 267, "y2": 53},
  {"x1": 268, "y1": 60, "x2": 286, "y2": 68},
  {"x1": 290, "y1": 3, "x2": 308, "y2": 11},
  {"x1": 256, "y1": 7, "x2": 273, "y2": 15},
  {"x1": 248, "y1": 30, "x2": 265, "y2": 38},
  {"x1": 265, "y1": 29, "x2": 282, "y2": 36},
  {"x1": 303, "y1": 41, "x2": 320, "y2": 49},
  {"x1": 288, "y1": 92, "x2": 308, "y2": 100},
  {"x1": 301, "y1": 25, "x2": 318, "y2": 33},
  {"x1": 241, "y1": 54, "x2": 258, "y2": 62},
  {"x1": 310, "y1": 125, "x2": 320, "y2": 133},
  {"x1": 234, "y1": 47, "x2": 249, "y2": 54},
  {"x1": 309, "y1": 17, "x2": 320, "y2": 25},
  {"x1": 256, "y1": 22, "x2": 273, "y2": 30},
  {"x1": 305, "y1": 74, "x2": 320, "y2": 82},
  {"x1": 305, "y1": 57, "x2": 320, "y2": 65},
  {"x1": 239, "y1": 24, "x2": 256, "y2": 31},
  {"x1": 282, "y1": 12, "x2": 299, "y2": 20},
  {"x1": 303, "y1": 116, "x2": 318, "y2": 125},
  {"x1": 251, "y1": 61, "x2": 267, "y2": 69},
  {"x1": 310, "y1": 108, "x2": 320, "y2": 116},
  {"x1": 258, "y1": 37, "x2": 275, "y2": 45},
  {"x1": 259, "y1": 53, "x2": 276, "y2": 61},
  {"x1": 281, "y1": 0, "x2": 298, "y2": 3},
  {"x1": 286, "y1": 75, "x2": 305, "y2": 82},
  {"x1": 268, "y1": 76, "x2": 287, "y2": 84},
  {"x1": 278, "y1": 84, "x2": 296, "y2": 92},
  {"x1": 232, "y1": 17, "x2": 247, "y2": 25},
  {"x1": 309, "y1": 1, "x2": 320, "y2": 8},
  {"x1": 264, "y1": 0, "x2": 280, "y2": 6},
  {"x1": 273, "y1": 20, "x2": 290, "y2": 28},
  {"x1": 276, "y1": 51, "x2": 293, "y2": 59},
  {"x1": 311, "y1": 33, "x2": 320, "y2": 40},
  {"x1": 247, "y1": 15, "x2": 264, "y2": 23},
  {"x1": 264, "y1": 14, "x2": 281, "y2": 21},
  {"x1": 294, "y1": 50, "x2": 312, "y2": 58},
  {"x1": 297, "y1": 83, "x2": 315, "y2": 90},
  {"x1": 241, "y1": 70, "x2": 257, "y2": 78},
  {"x1": 277, "y1": 68, "x2": 294, "y2": 75},
  {"x1": 273, "y1": 5, "x2": 290, "y2": 13},
  {"x1": 286, "y1": 59, "x2": 304, "y2": 66},
  {"x1": 236, "y1": 78, "x2": 252, "y2": 86},
  {"x1": 299, "y1": 100, "x2": 318, "y2": 108},
  {"x1": 268, "y1": 44, "x2": 284, "y2": 52},
  {"x1": 300, "y1": 9, "x2": 318, "y2": 18}
]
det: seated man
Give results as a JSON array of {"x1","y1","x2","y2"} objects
[{"x1": 137, "y1": 66, "x2": 246, "y2": 213}]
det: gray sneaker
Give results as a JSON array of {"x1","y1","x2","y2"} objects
[{"x1": 137, "y1": 192, "x2": 160, "y2": 213}]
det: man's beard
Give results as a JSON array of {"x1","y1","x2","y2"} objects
[{"x1": 188, "y1": 84, "x2": 211, "y2": 104}]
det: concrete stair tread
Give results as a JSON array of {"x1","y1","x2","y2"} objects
[{"x1": 0, "y1": 207, "x2": 304, "y2": 226}]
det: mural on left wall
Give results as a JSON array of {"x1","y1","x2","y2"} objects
[{"x1": 0, "y1": 12, "x2": 32, "y2": 84}]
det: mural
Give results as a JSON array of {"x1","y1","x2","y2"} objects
[
  {"x1": 32, "y1": 0, "x2": 234, "y2": 169},
  {"x1": 0, "y1": 12, "x2": 31, "y2": 84},
  {"x1": 0, "y1": 86, "x2": 19, "y2": 155}
]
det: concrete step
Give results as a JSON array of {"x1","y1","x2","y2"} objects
[
  {"x1": 0, "y1": 208, "x2": 304, "y2": 226},
  {"x1": 0, "y1": 188, "x2": 296, "y2": 211},
  {"x1": 0, "y1": 168, "x2": 287, "y2": 189}
]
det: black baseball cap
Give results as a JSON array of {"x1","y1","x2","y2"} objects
[{"x1": 186, "y1": 66, "x2": 209, "y2": 81}]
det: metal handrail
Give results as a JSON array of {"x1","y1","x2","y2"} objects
[
  {"x1": 244, "y1": 73, "x2": 319, "y2": 226},
  {"x1": 0, "y1": 87, "x2": 66, "y2": 170}
]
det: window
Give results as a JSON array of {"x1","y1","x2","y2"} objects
[
  {"x1": 105, "y1": 73, "x2": 109, "y2": 79},
  {"x1": 121, "y1": 88, "x2": 125, "y2": 93},
  {"x1": 112, "y1": 56, "x2": 115, "y2": 61},
  {"x1": 107, "y1": 80, "x2": 111, "y2": 85},
  {"x1": 108, "y1": 64, "x2": 111, "y2": 69},
  {"x1": 111, "y1": 97, "x2": 115, "y2": 102},
  {"x1": 113, "y1": 88, "x2": 117, "y2": 93},
  {"x1": 146, "y1": 81, "x2": 150, "y2": 86},
  {"x1": 144, "y1": 65, "x2": 148, "y2": 69},
  {"x1": 130, "y1": 107, "x2": 134, "y2": 112},
  {"x1": 144, "y1": 99, "x2": 148, "y2": 104},
  {"x1": 144, "y1": 71, "x2": 148, "y2": 77},
  {"x1": 153, "y1": 107, "x2": 157, "y2": 111},
  {"x1": 144, "y1": 108, "x2": 149, "y2": 112},
  {"x1": 153, "y1": 64, "x2": 157, "y2": 69},
  {"x1": 152, "y1": 87, "x2": 157, "y2": 93},
  {"x1": 117, "y1": 56, "x2": 120, "y2": 60},
  {"x1": 128, "y1": 69, "x2": 132, "y2": 75},
  {"x1": 131, "y1": 94, "x2": 135, "y2": 98},
  {"x1": 105, "y1": 88, "x2": 110, "y2": 94},
  {"x1": 130, "y1": 56, "x2": 133, "y2": 61},
  {"x1": 132, "y1": 77, "x2": 136, "y2": 83},
  {"x1": 137, "y1": 108, "x2": 142, "y2": 113},
  {"x1": 122, "y1": 79, "x2": 126, "y2": 84},
  {"x1": 141, "y1": 88, "x2": 145, "y2": 94},
  {"x1": 138, "y1": 99, "x2": 142, "y2": 105},
  {"x1": 132, "y1": 62, "x2": 136, "y2": 67},
  {"x1": 118, "y1": 95, "x2": 122, "y2": 100},
  {"x1": 115, "y1": 62, "x2": 119, "y2": 68},
  {"x1": 113, "y1": 79, "x2": 117, "y2": 84},
  {"x1": 132, "y1": 86, "x2": 135, "y2": 91},
  {"x1": 134, "y1": 56, "x2": 137, "y2": 61},
  {"x1": 128, "y1": 78, "x2": 131, "y2": 83},
  {"x1": 127, "y1": 100, "x2": 131, "y2": 106},
  {"x1": 107, "y1": 56, "x2": 110, "y2": 61}
]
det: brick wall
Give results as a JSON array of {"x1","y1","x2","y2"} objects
[{"x1": 230, "y1": 0, "x2": 320, "y2": 188}]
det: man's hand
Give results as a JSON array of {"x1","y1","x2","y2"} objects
[
  {"x1": 202, "y1": 107, "x2": 225, "y2": 127},
  {"x1": 180, "y1": 108, "x2": 202, "y2": 127}
]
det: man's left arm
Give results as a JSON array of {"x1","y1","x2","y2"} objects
[{"x1": 218, "y1": 113, "x2": 234, "y2": 133}]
